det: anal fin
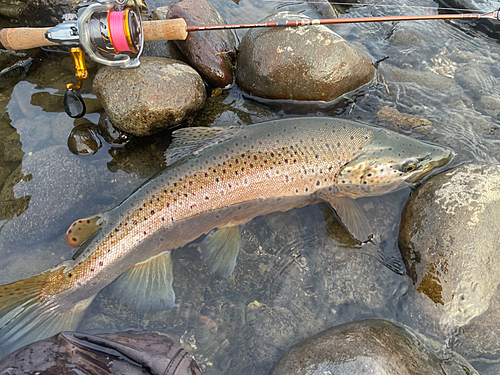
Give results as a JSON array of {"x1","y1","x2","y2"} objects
[
  {"x1": 66, "y1": 214, "x2": 106, "y2": 249},
  {"x1": 108, "y1": 251, "x2": 175, "y2": 313},
  {"x1": 200, "y1": 226, "x2": 241, "y2": 278},
  {"x1": 318, "y1": 190, "x2": 373, "y2": 243}
]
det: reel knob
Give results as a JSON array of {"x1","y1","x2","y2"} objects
[
  {"x1": 64, "y1": 89, "x2": 86, "y2": 118},
  {"x1": 64, "y1": 47, "x2": 88, "y2": 118}
]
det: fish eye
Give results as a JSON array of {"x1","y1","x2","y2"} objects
[{"x1": 400, "y1": 158, "x2": 419, "y2": 173}]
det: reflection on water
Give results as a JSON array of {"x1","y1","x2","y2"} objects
[{"x1": 1, "y1": 0, "x2": 500, "y2": 373}]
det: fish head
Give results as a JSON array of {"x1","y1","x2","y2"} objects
[{"x1": 335, "y1": 132, "x2": 454, "y2": 198}]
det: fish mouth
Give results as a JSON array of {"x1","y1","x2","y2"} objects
[{"x1": 406, "y1": 148, "x2": 455, "y2": 183}]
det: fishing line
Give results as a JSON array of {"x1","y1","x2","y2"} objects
[{"x1": 260, "y1": 0, "x2": 499, "y2": 15}]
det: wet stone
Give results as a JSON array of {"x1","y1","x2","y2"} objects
[
  {"x1": 67, "y1": 123, "x2": 103, "y2": 155},
  {"x1": 97, "y1": 113, "x2": 133, "y2": 146},
  {"x1": 160, "y1": 0, "x2": 237, "y2": 88},
  {"x1": 189, "y1": 91, "x2": 279, "y2": 128},
  {"x1": 93, "y1": 57, "x2": 206, "y2": 137},
  {"x1": 3, "y1": 132, "x2": 24, "y2": 162},
  {"x1": 237, "y1": 12, "x2": 375, "y2": 102},
  {"x1": 476, "y1": 95, "x2": 500, "y2": 117},
  {"x1": 269, "y1": 319, "x2": 478, "y2": 375},
  {"x1": 399, "y1": 163, "x2": 500, "y2": 339},
  {"x1": 245, "y1": 301, "x2": 299, "y2": 349},
  {"x1": 450, "y1": 284, "x2": 500, "y2": 364},
  {"x1": 454, "y1": 63, "x2": 497, "y2": 100}
]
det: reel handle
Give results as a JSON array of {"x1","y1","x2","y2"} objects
[
  {"x1": 0, "y1": 27, "x2": 57, "y2": 50},
  {"x1": 0, "y1": 19, "x2": 188, "y2": 51}
]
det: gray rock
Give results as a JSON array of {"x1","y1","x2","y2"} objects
[
  {"x1": 381, "y1": 63, "x2": 457, "y2": 92},
  {"x1": 476, "y1": 95, "x2": 500, "y2": 117},
  {"x1": 245, "y1": 301, "x2": 299, "y2": 349},
  {"x1": 237, "y1": 12, "x2": 375, "y2": 102},
  {"x1": 450, "y1": 284, "x2": 500, "y2": 362},
  {"x1": 93, "y1": 57, "x2": 206, "y2": 137},
  {"x1": 399, "y1": 163, "x2": 500, "y2": 337},
  {"x1": 455, "y1": 63, "x2": 498, "y2": 100},
  {"x1": 269, "y1": 319, "x2": 478, "y2": 375},
  {"x1": 159, "y1": 0, "x2": 237, "y2": 88}
]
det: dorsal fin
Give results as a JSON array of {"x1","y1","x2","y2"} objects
[
  {"x1": 66, "y1": 214, "x2": 106, "y2": 249},
  {"x1": 165, "y1": 126, "x2": 243, "y2": 166}
]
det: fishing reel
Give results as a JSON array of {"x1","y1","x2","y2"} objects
[{"x1": 45, "y1": 0, "x2": 144, "y2": 117}]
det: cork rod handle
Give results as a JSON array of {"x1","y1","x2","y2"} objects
[
  {"x1": 143, "y1": 19, "x2": 188, "y2": 41},
  {"x1": 0, "y1": 19, "x2": 188, "y2": 50},
  {"x1": 0, "y1": 27, "x2": 56, "y2": 50}
]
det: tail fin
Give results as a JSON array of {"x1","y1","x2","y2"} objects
[{"x1": 0, "y1": 269, "x2": 93, "y2": 357}]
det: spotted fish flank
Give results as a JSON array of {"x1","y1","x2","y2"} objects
[{"x1": 0, "y1": 117, "x2": 454, "y2": 356}]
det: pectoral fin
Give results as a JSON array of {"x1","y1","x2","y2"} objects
[
  {"x1": 200, "y1": 226, "x2": 241, "y2": 278},
  {"x1": 66, "y1": 214, "x2": 106, "y2": 249},
  {"x1": 109, "y1": 251, "x2": 175, "y2": 313},
  {"x1": 318, "y1": 190, "x2": 373, "y2": 243}
]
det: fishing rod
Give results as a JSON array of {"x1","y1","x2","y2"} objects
[{"x1": 0, "y1": 0, "x2": 498, "y2": 117}]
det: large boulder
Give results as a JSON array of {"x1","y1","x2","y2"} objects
[
  {"x1": 93, "y1": 57, "x2": 206, "y2": 137},
  {"x1": 399, "y1": 163, "x2": 500, "y2": 337},
  {"x1": 237, "y1": 12, "x2": 375, "y2": 102},
  {"x1": 269, "y1": 319, "x2": 477, "y2": 375},
  {"x1": 158, "y1": 0, "x2": 237, "y2": 88}
]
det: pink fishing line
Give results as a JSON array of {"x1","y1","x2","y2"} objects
[{"x1": 109, "y1": 10, "x2": 131, "y2": 52}]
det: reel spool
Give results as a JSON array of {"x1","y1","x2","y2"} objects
[{"x1": 78, "y1": 0, "x2": 144, "y2": 69}]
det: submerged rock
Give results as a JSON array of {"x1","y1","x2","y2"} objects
[
  {"x1": 245, "y1": 301, "x2": 299, "y2": 349},
  {"x1": 93, "y1": 57, "x2": 206, "y2": 137},
  {"x1": 237, "y1": 12, "x2": 374, "y2": 102},
  {"x1": 158, "y1": 0, "x2": 236, "y2": 88},
  {"x1": 97, "y1": 113, "x2": 133, "y2": 146},
  {"x1": 269, "y1": 319, "x2": 478, "y2": 375},
  {"x1": 399, "y1": 163, "x2": 500, "y2": 336},
  {"x1": 377, "y1": 106, "x2": 432, "y2": 130},
  {"x1": 67, "y1": 122, "x2": 102, "y2": 155}
]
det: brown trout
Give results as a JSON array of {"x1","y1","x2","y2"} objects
[{"x1": 0, "y1": 117, "x2": 453, "y2": 356}]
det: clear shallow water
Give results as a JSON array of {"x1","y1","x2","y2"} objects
[{"x1": 1, "y1": 0, "x2": 500, "y2": 373}]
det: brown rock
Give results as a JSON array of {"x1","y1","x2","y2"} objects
[
  {"x1": 377, "y1": 106, "x2": 432, "y2": 130},
  {"x1": 237, "y1": 12, "x2": 375, "y2": 102},
  {"x1": 160, "y1": 0, "x2": 236, "y2": 88},
  {"x1": 93, "y1": 57, "x2": 206, "y2": 137}
]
